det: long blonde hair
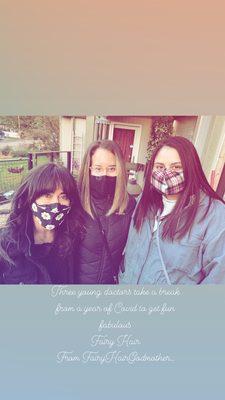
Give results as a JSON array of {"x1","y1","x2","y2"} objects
[{"x1": 78, "y1": 140, "x2": 129, "y2": 217}]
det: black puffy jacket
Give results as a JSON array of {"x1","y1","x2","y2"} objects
[
  {"x1": 76, "y1": 195, "x2": 136, "y2": 284},
  {"x1": 0, "y1": 221, "x2": 76, "y2": 284}
]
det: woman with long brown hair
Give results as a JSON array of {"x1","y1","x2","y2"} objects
[
  {"x1": 120, "y1": 136, "x2": 225, "y2": 284},
  {"x1": 77, "y1": 140, "x2": 136, "y2": 284}
]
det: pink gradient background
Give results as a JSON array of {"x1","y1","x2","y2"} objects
[{"x1": 0, "y1": 0, "x2": 225, "y2": 114}]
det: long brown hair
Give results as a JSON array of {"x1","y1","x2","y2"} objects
[
  {"x1": 134, "y1": 136, "x2": 224, "y2": 239},
  {"x1": 78, "y1": 140, "x2": 129, "y2": 217}
]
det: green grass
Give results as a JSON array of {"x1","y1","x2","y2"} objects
[{"x1": 0, "y1": 137, "x2": 21, "y2": 142}]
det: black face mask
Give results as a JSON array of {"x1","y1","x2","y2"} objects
[{"x1": 90, "y1": 175, "x2": 117, "y2": 199}]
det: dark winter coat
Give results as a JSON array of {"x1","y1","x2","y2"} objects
[
  {"x1": 76, "y1": 195, "x2": 136, "y2": 284},
  {"x1": 0, "y1": 221, "x2": 76, "y2": 284}
]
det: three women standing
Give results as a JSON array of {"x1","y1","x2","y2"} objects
[{"x1": 1, "y1": 136, "x2": 224, "y2": 285}]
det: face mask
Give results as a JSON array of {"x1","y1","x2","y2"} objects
[
  {"x1": 31, "y1": 202, "x2": 71, "y2": 230},
  {"x1": 151, "y1": 169, "x2": 185, "y2": 195},
  {"x1": 90, "y1": 175, "x2": 117, "y2": 199}
]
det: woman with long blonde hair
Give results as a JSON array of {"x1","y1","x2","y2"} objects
[{"x1": 77, "y1": 140, "x2": 136, "y2": 284}]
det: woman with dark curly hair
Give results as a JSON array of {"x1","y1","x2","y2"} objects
[{"x1": 0, "y1": 162, "x2": 83, "y2": 284}]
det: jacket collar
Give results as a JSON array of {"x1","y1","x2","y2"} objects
[{"x1": 24, "y1": 212, "x2": 53, "y2": 258}]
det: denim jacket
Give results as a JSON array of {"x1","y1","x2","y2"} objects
[{"x1": 119, "y1": 194, "x2": 225, "y2": 284}]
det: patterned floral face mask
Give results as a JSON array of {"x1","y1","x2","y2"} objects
[{"x1": 31, "y1": 202, "x2": 71, "y2": 230}]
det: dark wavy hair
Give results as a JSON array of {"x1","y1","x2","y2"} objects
[
  {"x1": 0, "y1": 162, "x2": 83, "y2": 266},
  {"x1": 134, "y1": 136, "x2": 224, "y2": 239}
]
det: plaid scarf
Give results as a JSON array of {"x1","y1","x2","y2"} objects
[{"x1": 151, "y1": 169, "x2": 185, "y2": 195}]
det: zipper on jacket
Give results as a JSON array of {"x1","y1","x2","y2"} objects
[{"x1": 97, "y1": 216, "x2": 108, "y2": 284}]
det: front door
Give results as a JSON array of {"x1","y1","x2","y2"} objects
[{"x1": 113, "y1": 128, "x2": 135, "y2": 162}]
